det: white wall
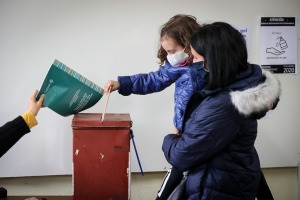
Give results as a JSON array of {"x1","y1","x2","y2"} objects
[{"x1": 0, "y1": 0, "x2": 299, "y2": 177}]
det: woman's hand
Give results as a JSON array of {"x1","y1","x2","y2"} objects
[{"x1": 104, "y1": 80, "x2": 120, "y2": 94}]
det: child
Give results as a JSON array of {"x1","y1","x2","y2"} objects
[
  {"x1": 104, "y1": 14, "x2": 206, "y2": 200},
  {"x1": 104, "y1": 14, "x2": 205, "y2": 135},
  {"x1": 104, "y1": 15, "x2": 274, "y2": 200}
]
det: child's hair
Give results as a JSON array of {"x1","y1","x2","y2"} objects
[{"x1": 157, "y1": 14, "x2": 201, "y2": 65}]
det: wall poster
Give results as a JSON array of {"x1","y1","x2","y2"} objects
[{"x1": 259, "y1": 17, "x2": 297, "y2": 74}]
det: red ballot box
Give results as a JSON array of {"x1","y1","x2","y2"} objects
[{"x1": 72, "y1": 113, "x2": 132, "y2": 200}]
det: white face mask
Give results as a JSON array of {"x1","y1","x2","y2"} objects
[{"x1": 167, "y1": 49, "x2": 189, "y2": 67}]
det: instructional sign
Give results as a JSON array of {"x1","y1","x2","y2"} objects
[{"x1": 259, "y1": 17, "x2": 297, "y2": 74}]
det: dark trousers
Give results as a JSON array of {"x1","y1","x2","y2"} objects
[
  {"x1": 156, "y1": 167, "x2": 274, "y2": 200},
  {"x1": 156, "y1": 167, "x2": 182, "y2": 200}
]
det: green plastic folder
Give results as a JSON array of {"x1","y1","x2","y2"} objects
[{"x1": 36, "y1": 59, "x2": 104, "y2": 116}]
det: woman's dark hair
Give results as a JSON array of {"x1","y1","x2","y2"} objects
[
  {"x1": 157, "y1": 14, "x2": 201, "y2": 65},
  {"x1": 190, "y1": 22, "x2": 248, "y2": 89}
]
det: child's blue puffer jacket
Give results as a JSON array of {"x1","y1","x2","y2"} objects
[{"x1": 117, "y1": 61, "x2": 207, "y2": 132}]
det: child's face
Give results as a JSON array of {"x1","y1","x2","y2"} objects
[{"x1": 161, "y1": 36, "x2": 184, "y2": 55}]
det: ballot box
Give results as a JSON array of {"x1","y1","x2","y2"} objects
[{"x1": 72, "y1": 113, "x2": 132, "y2": 200}]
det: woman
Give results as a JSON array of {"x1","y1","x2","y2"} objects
[{"x1": 162, "y1": 22, "x2": 281, "y2": 199}]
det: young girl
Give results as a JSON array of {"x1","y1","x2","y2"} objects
[
  {"x1": 104, "y1": 15, "x2": 274, "y2": 200},
  {"x1": 104, "y1": 14, "x2": 206, "y2": 199},
  {"x1": 104, "y1": 14, "x2": 206, "y2": 135}
]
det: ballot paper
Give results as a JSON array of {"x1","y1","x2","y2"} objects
[{"x1": 36, "y1": 59, "x2": 104, "y2": 116}]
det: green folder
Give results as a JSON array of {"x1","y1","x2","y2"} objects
[{"x1": 36, "y1": 59, "x2": 104, "y2": 116}]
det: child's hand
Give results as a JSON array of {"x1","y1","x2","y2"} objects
[{"x1": 104, "y1": 80, "x2": 120, "y2": 94}]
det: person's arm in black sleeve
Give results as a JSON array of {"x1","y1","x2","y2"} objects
[{"x1": 0, "y1": 116, "x2": 30, "y2": 157}]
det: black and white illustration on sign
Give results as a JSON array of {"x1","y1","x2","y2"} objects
[
  {"x1": 259, "y1": 17, "x2": 297, "y2": 74},
  {"x1": 266, "y1": 36, "x2": 288, "y2": 56}
]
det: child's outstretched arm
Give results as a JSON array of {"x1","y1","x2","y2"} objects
[{"x1": 104, "y1": 62, "x2": 182, "y2": 96}]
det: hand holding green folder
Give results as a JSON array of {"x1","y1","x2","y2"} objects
[{"x1": 36, "y1": 59, "x2": 104, "y2": 116}]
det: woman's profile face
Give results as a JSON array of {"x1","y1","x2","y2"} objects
[{"x1": 190, "y1": 46, "x2": 204, "y2": 63}]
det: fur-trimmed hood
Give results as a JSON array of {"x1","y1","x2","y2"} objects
[{"x1": 230, "y1": 66, "x2": 281, "y2": 117}]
